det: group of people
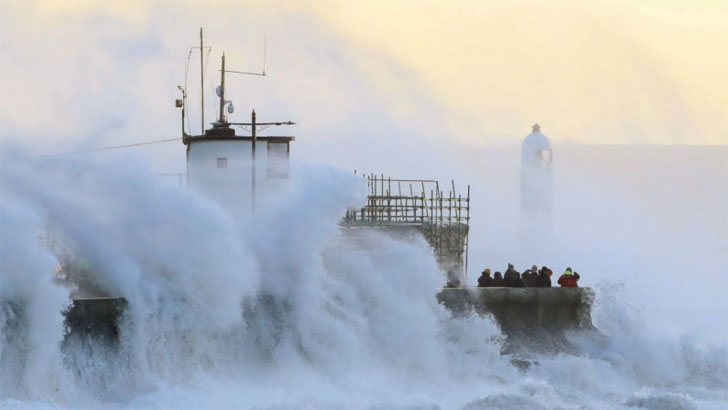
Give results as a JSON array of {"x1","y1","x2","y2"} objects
[{"x1": 476, "y1": 264, "x2": 581, "y2": 288}]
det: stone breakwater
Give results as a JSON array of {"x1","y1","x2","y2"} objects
[{"x1": 437, "y1": 287, "x2": 602, "y2": 356}]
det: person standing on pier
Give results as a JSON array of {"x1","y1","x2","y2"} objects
[
  {"x1": 477, "y1": 269, "x2": 494, "y2": 287},
  {"x1": 558, "y1": 267, "x2": 579, "y2": 288},
  {"x1": 522, "y1": 265, "x2": 538, "y2": 286},
  {"x1": 493, "y1": 271, "x2": 504, "y2": 286},
  {"x1": 504, "y1": 263, "x2": 525, "y2": 287},
  {"x1": 536, "y1": 266, "x2": 552, "y2": 287}
]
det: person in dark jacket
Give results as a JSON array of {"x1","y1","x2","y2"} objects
[
  {"x1": 557, "y1": 267, "x2": 579, "y2": 288},
  {"x1": 522, "y1": 265, "x2": 538, "y2": 287},
  {"x1": 504, "y1": 263, "x2": 525, "y2": 287},
  {"x1": 535, "y1": 266, "x2": 552, "y2": 287},
  {"x1": 493, "y1": 271, "x2": 504, "y2": 286},
  {"x1": 477, "y1": 268, "x2": 494, "y2": 287},
  {"x1": 503, "y1": 263, "x2": 516, "y2": 287}
]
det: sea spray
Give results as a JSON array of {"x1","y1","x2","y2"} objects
[
  {"x1": 0, "y1": 156, "x2": 512, "y2": 407},
  {"x1": 1, "y1": 154, "x2": 726, "y2": 409},
  {"x1": 1, "y1": 157, "x2": 262, "y2": 401},
  {"x1": 0, "y1": 199, "x2": 74, "y2": 402}
]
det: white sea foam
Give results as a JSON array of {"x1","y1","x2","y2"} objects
[{"x1": 1, "y1": 154, "x2": 726, "y2": 409}]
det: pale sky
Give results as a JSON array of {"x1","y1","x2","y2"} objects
[
  {"x1": 1, "y1": 0, "x2": 727, "y2": 148},
  {"x1": 306, "y1": 0, "x2": 728, "y2": 145}
]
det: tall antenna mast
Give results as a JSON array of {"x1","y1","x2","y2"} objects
[
  {"x1": 218, "y1": 53, "x2": 226, "y2": 123},
  {"x1": 200, "y1": 28, "x2": 205, "y2": 134}
]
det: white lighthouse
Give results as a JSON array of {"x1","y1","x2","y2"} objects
[
  {"x1": 179, "y1": 47, "x2": 295, "y2": 216},
  {"x1": 520, "y1": 123, "x2": 553, "y2": 222}
]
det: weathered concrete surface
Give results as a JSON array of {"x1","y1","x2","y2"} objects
[
  {"x1": 437, "y1": 287, "x2": 602, "y2": 356},
  {"x1": 64, "y1": 297, "x2": 126, "y2": 341}
]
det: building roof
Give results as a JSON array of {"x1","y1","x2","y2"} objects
[{"x1": 183, "y1": 135, "x2": 296, "y2": 145}]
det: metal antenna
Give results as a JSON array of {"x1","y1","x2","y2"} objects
[
  {"x1": 187, "y1": 29, "x2": 212, "y2": 135},
  {"x1": 215, "y1": 45, "x2": 267, "y2": 124},
  {"x1": 263, "y1": 32, "x2": 267, "y2": 76},
  {"x1": 183, "y1": 49, "x2": 193, "y2": 134},
  {"x1": 218, "y1": 53, "x2": 228, "y2": 123},
  {"x1": 222, "y1": 33, "x2": 267, "y2": 77},
  {"x1": 205, "y1": 47, "x2": 213, "y2": 116},
  {"x1": 200, "y1": 28, "x2": 204, "y2": 135}
]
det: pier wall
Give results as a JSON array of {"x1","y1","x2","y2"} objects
[{"x1": 437, "y1": 287, "x2": 600, "y2": 356}]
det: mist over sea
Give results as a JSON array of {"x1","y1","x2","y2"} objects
[{"x1": 1, "y1": 144, "x2": 726, "y2": 409}]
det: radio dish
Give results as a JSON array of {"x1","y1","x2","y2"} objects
[
  {"x1": 216, "y1": 85, "x2": 222, "y2": 97},
  {"x1": 227, "y1": 103, "x2": 234, "y2": 114}
]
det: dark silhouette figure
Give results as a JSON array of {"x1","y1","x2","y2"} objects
[
  {"x1": 522, "y1": 265, "x2": 538, "y2": 287},
  {"x1": 504, "y1": 263, "x2": 525, "y2": 287},
  {"x1": 503, "y1": 263, "x2": 516, "y2": 286},
  {"x1": 493, "y1": 271, "x2": 504, "y2": 287},
  {"x1": 535, "y1": 266, "x2": 552, "y2": 287},
  {"x1": 477, "y1": 269, "x2": 494, "y2": 287}
]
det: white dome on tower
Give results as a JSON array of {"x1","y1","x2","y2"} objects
[
  {"x1": 521, "y1": 123, "x2": 552, "y2": 168},
  {"x1": 522, "y1": 123, "x2": 551, "y2": 151}
]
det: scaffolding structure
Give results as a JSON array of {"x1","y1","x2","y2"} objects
[{"x1": 343, "y1": 174, "x2": 471, "y2": 277}]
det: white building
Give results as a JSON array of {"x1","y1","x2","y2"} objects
[{"x1": 184, "y1": 116, "x2": 295, "y2": 214}]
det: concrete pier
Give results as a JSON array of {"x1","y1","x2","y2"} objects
[
  {"x1": 55, "y1": 288, "x2": 600, "y2": 359},
  {"x1": 437, "y1": 287, "x2": 601, "y2": 356}
]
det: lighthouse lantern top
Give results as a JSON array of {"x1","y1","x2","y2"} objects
[{"x1": 522, "y1": 123, "x2": 552, "y2": 167}]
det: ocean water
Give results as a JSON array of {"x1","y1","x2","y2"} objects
[{"x1": 1, "y1": 153, "x2": 726, "y2": 409}]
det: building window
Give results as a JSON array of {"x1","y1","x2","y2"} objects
[
  {"x1": 538, "y1": 149, "x2": 552, "y2": 165},
  {"x1": 217, "y1": 157, "x2": 228, "y2": 168}
]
